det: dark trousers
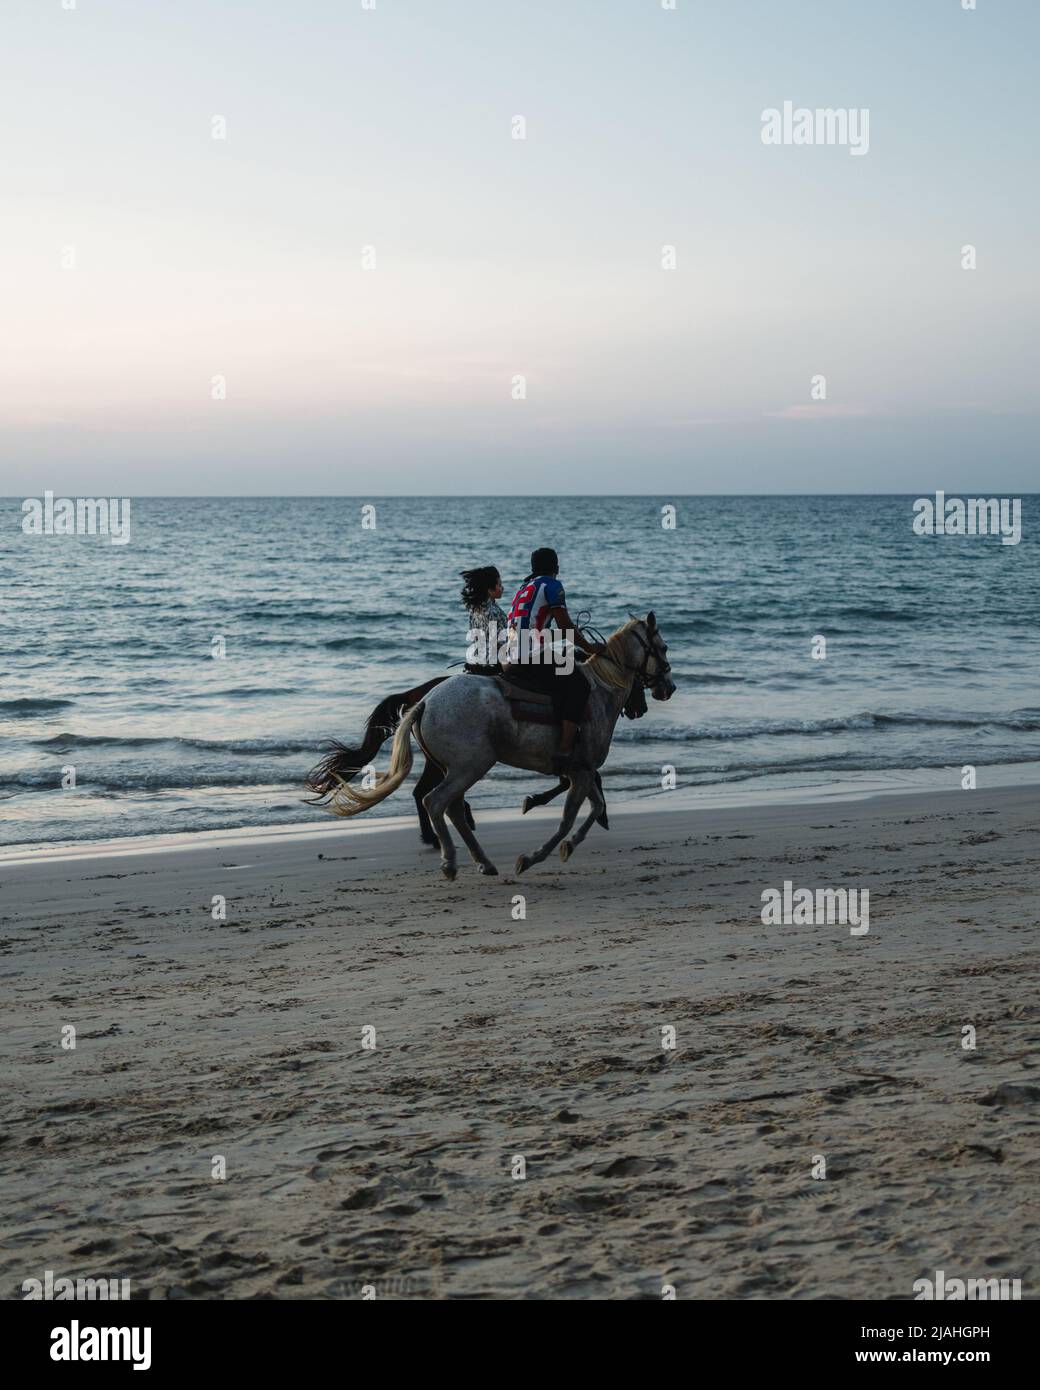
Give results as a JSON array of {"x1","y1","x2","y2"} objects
[{"x1": 507, "y1": 663, "x2": 588, "y2": 723}]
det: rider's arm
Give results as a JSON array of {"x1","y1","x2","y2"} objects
[{"x1": 546, "y1": 606, "x2": 606, "y2": 656}]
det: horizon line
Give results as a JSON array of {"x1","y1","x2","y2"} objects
[{"x1": 4, "y1": 491, "x2": 1038, "y2": 501}]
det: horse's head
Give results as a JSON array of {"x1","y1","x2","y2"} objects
[{"x1": 637, "y1": 612, "x2": 675, "y2": 702}]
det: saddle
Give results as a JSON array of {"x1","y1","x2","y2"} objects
[{"x1": 492, "y1": 673, "x2": 590, "y2": 726}]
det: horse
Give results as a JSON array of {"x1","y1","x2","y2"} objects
[
  {"x1": 311, "y1": 614, "x2": 673, "y2": 879},
  {"x1": 306, "y1": 677, "x2": 649, "y2": 844}
]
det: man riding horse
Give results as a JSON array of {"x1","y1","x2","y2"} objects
[{"x1": 503, "y1": 547, "x2": 606, "y2": 774}]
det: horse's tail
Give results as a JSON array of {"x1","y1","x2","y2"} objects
[
  {"x1": 304, "y1": 676, "x2": 446, "y2": 803},
  {"x1": 322, "y1": 700, "x2": 423, "y2": 818}
]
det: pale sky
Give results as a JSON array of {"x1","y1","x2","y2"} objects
[{"x1": 1, "y1": 0, "x2": 1036, "y2": 494}]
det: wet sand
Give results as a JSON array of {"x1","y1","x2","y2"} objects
[{"x1": 1, "y1": 786, "x2": 1037, "y2": 1299}]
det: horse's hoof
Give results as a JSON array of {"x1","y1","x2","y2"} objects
[
  {"x1": 559, "y1": 840, "x2": 573, "y2": 863},
  {"x1": 441, "y1": 862, "x2": 457, "y2": 881},
  {"x1": 515, "y1": 854, "x2": 531, "y2": 875},
  {"x1": 521, "y1": 796, "x2": 533, "y2": 815},
  {"x1": 478, "y1": 863, "x2": 499, "y2": 876}
]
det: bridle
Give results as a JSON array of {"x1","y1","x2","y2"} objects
[{"x1": 605, "y1": 623, "x2": 670, "y2": 690}]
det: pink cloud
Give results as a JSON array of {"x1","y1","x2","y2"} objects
[{"x1": 767, "y1": 403, "x2": 878, "y2": 422}]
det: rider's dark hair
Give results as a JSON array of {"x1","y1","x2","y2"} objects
[
  {"x1": 460, "y1": 565, "x2": 500, "y2": 610},
  {"x1": 525, "y1": 547, "x2": 559, "y2": 581}
]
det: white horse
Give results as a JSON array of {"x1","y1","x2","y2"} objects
[{"x1": 319, "y1": 614, "x2": 674, "y2": 878}]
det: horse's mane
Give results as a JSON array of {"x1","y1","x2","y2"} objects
[{"x1": 583, "y1": 618, "x2": 642, "y2": 690}]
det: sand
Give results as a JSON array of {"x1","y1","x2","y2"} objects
[{"x1": 1, "y1": 785, "x2": 1037, "y2": 1300}]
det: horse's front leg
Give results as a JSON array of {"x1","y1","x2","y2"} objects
[
  {"x1": 594, "y1": 770, "x2": 608, "y2": 830},
  {"x1": 521, "y1": 775, "x2": 606, "y2": 826},
  {"x1": 560, "y1": 775, "x2": 607, "y2": 861},
  {"x1": 516, "y1": 774, "x2": 591, "y2": 873},
  {"x1": 521, "y1": 778, "x2": 567, "y2": 815}
]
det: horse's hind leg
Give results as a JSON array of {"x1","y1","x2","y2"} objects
[
  {"x1": 446, "y1": 797, "x2": 497, "y2": 876},
  {"x1": 416, "y1": 758, "x2": 475, "y2": 848},
  {"x1": 424, "y1": 767, "x2": 494, "y2": 880},
  {"x1": 414, "y1": 758, "x2": 441, "y2": 846},
  {"x1": 423, "y1": 780, "x2": 457, "y2": 880},
  {"x1": 516, "y1": 775, "x2": 591, "y2": 874}
]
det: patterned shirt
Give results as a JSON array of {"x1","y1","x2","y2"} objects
[{"x1": 466, "y1": 599, "x2": 507, "y2": 667}]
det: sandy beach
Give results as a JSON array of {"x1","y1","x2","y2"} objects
[{"x1": 2, "y1": 785, "x2": 1037, "y2": 1300}]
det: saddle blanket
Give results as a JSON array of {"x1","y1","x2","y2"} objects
[{"x1": 493, "y1": 674, "x2": 590, "y2": 726}]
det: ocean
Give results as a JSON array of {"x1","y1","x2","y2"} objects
[{"x1": 2, "y1": 494, "x2": 1038, "y2": 850}]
